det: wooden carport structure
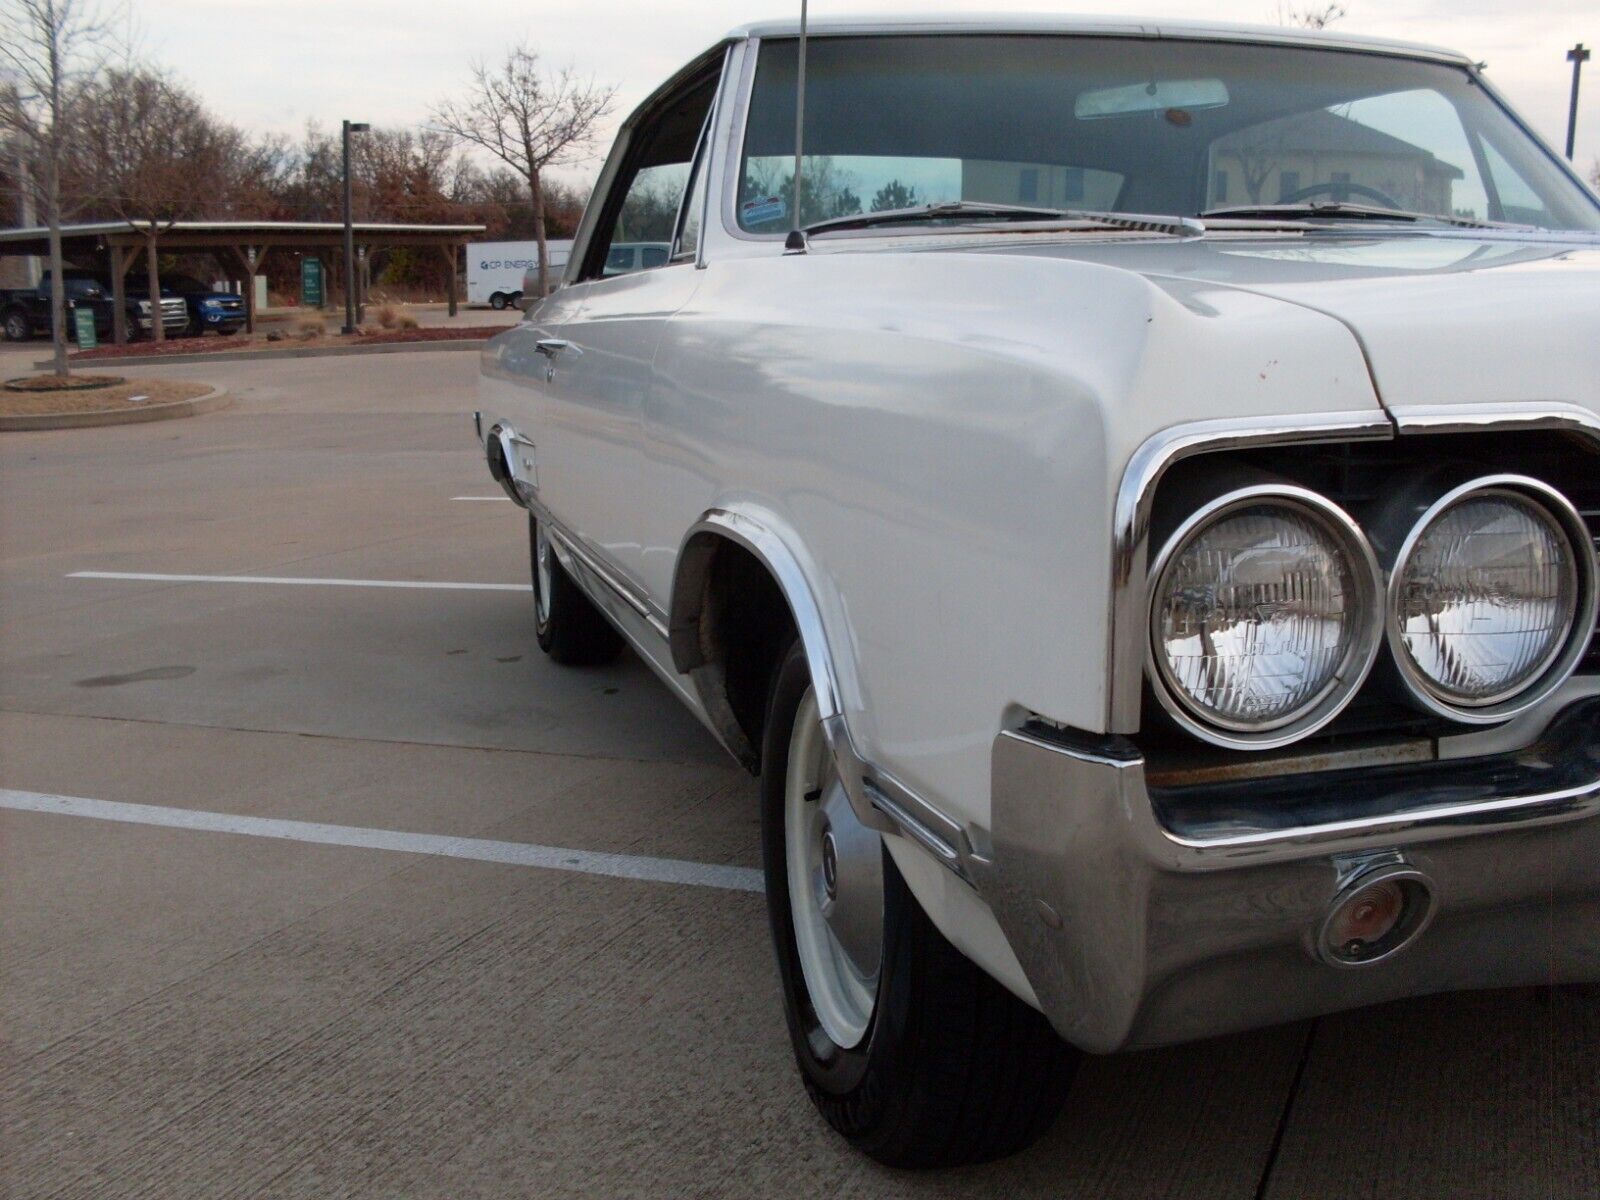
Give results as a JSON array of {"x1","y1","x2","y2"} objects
[{"x1": 0, "y1": 220, "x2": 485, "y2": 344}]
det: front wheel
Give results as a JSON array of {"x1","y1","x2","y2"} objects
[
  {"x1": 529, "y1": 515, "x2": 623, "y2": 665},
  {"x1": 760, "y1": 639, "x2": 1079, "y2": 1168},
  {"x1": 2, "y1": 309, "x2": 29, "y2": 342}
]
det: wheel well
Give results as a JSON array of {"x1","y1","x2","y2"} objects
[
  {"x1": 485, "y1": 429, "x2": 510, "y2": 482},
  {"x1": 672, "y1": 536, "x2": 798, "y2": 773}
]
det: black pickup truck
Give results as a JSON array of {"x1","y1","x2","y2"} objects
[{"x1": 1, "y1": 269, "x2": 187, "y2": 342}]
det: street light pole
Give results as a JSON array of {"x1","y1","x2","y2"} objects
[
  {"x1": 341, "y1": 119, "x2": 369, "y2": 334},
  {"x1": 1568, "y1": 44, "x2": 1590, "y2": 161}
]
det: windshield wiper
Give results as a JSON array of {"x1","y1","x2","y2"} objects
[
  {"x1": 1199, "y1": 202, "x2": 1509, "y2": 230},
  {"x1": 803, "y1": 201, "x2": 1204, "y2": 238}
]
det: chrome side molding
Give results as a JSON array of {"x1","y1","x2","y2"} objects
[{"x1": 821, "y1": 713, "x2": 980, "y2": 882}]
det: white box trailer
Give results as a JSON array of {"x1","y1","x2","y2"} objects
[{"x1": 465, "y1": 240, "x2": 572, "y2": 309}]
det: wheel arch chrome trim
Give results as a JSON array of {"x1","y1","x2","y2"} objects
[
  {"x1": 670, "y1": 507, "x2": 844, "y2": 724},
  {"x1": 670, "y1": 507, "x2": 981, "y2": 881}
]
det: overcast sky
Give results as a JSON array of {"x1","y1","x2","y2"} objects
[{"x1": 137, "y1": 0, "x2": 1599, "y2": 182}]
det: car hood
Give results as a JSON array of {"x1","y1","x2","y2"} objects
[{"x1": 964, "y1": 232, "x2": 1600, "y2": 418}]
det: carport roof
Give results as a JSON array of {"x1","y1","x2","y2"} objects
[{"x1": 0, "y1": 219, "x2": 486, "y2": 256}]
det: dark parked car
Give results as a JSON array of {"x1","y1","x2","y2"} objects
[{"x1": 1, "y1": 269, "x2": 186, "y2": 341}]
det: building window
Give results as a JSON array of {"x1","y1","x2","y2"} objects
[
  {"x1": 1063, "y1": 166, "x2": 1085, "y2": 202},
  {"x1": 1213, "y1": 170, "x2": 1229, "y2": 202},
  {"x1": 1279, "y1": 170, "x2": 1301, "y2": 201},
  {"x1": 1018, "y1": 168, "x2": 1039, "y2": 202}
]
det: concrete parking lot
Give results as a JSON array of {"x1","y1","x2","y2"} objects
[{"x1": 2, "y1": 345, "x2": 1596, "y2": 1199}]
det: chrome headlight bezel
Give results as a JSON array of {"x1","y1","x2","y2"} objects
[
  {"x1": 1145, "y1": 484, "x2": 1385, "y2": 751},
  {"x1": 1384, "y1": 474, "x2": 1596, "y2": 724}
]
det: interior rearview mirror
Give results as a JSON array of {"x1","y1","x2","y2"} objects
[{"x1": 1075, "y1": 78, "x2": 1230, "y2": 119}]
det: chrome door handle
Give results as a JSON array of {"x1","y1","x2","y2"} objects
[{"x1": 535, "y1": 338, "x2": 577, "y2": 358}]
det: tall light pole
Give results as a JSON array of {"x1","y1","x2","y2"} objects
[
  {"x1": 341, "y1": 119, "x2": 369, "y2": 334},
  {"x1": 1568, "y1": 44, "x2": 1590, "y2": 161}
]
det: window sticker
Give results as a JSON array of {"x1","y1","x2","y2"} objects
[{"x1": 742, "y1": 195, "x2": 788, "y2": 226}]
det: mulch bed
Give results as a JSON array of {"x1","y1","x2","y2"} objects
[
  {"x1": 4, "y1": 373, "x2": 125, "y2": 392},
  {"x1": 0, "y1": 377, "x2": 212, "y2": 416},
  {"x1": 67, "y1": 325, "x2": 514, "y2": 361}
]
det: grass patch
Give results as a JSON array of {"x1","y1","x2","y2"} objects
[{"x1": 0, "y1": 378, "x2": 212, "y2": 416}]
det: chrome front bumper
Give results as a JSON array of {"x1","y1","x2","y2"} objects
[{"x1": 984, "y1": 701, "x2": 1600, "y2": 1053}]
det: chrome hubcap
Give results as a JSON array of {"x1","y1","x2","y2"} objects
[
  {"x1": 534, "y1": 523, "x2": 553, "y2": 624},
  {"x1": 785, "y1": 688, "x2": 883, "y2": 1048}
]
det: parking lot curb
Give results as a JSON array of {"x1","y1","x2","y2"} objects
[
  {"x1": 37, "y1": 338, "x2": 493, "y2": 371},
  {"x1": 0, "y1": 385, "x2": 232, "y2": 432}
]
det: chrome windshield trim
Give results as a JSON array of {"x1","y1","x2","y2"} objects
[
  {"x1": 1107, "y1": 411, "x2": 1394, "y2": 732},
  {"x1": 717, "y1": 36, "x2": 767, "y2": 246}
]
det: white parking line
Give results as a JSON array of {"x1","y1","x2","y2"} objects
[
  {"x1": 0, "y1": 789, "x2": 764, "y2": 893},
  {"x1": 452, "y1": 495, "x2": 511, "y2": 502},
  {"x1": 69, "y1": 571, "x2": 530, "y2": 592}
]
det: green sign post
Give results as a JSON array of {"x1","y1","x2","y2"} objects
[
  {"x1": 300, "y1": 257, "x2": 324, "y2": 308},
  {"x1": 72, "y1": 305, "x2": 97, "y2": 350}
]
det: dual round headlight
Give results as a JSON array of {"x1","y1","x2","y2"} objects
[
  {"x1": 1147, "y1": 476, "x2": 1596, "y2": 748},
  {"x1": 1386, "y1": 477, "x2": 1595, "y2": 722}
]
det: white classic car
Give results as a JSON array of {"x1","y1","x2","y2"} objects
[{"x1": 477, "y1": 14, "x2": 1600, "y2": 1167}]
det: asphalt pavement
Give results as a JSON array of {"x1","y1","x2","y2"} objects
[{"x1": 1, "y1": 345, "x2": 1594, "y2": 1199}]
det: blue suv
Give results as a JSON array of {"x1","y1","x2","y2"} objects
[{"x1": 116, "y1": 274, "x2": 247, "y2": 337}]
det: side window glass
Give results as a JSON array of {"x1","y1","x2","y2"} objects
[
  {"x1": 584, "y1": 70, "x2": 719, "y2": 280},
  {"x1": 1481, "y1": 139, "x2": 1550, "y2": 226},
  {"x1": 605, "y1": 161, "x2": 689, "y2": 276}
]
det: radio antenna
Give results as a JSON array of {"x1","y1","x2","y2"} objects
[{"x1": 784, "y1": 0, "x2": 809, "y2": 253}]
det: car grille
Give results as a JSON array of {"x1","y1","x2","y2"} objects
[{"x1": 1579, "y1": 505, "x2": 1600, "y2": 673}]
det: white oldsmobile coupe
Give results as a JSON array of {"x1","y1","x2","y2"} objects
[{"x1": 477, "y1": 14, "x2": 1600, "y2": 1167}]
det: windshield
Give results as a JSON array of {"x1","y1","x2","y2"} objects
[{"x1": 738, "y1": 35, "x2": 1600, "y2": 233}]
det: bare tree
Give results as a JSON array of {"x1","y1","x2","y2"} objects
[
  {"x1": 1275, "y1": 2, "x2": 1347, "y2": 29},
  {"x1": 74, "y1": 66, "x2": 232, "y2": 341},
  {"x1": 0, "y1": 0, "x2": 121, "y2": 374},
  {"x1": 432, "y1": 45, "x2": 615, "y2": 296}
]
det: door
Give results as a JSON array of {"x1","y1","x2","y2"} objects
[
  {"x1": 479, "y1": 285, "x2": 586, "y2": 509},
  {"x1": 539, "y1": 61, "x2": 722, "y2": 600}
]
